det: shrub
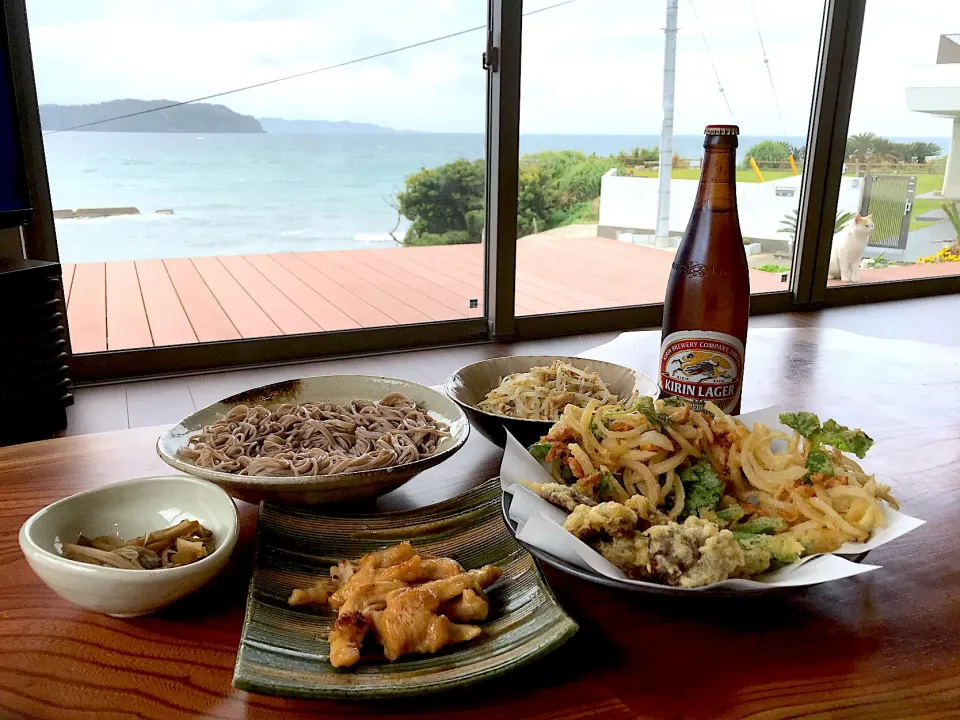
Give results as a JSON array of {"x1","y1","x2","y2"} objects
[
  {"x1": 622, "y1": 146, "x2": 659, "y2": 162},
  {"x1": 551, "y1": 199, "x2": 600, "y2": 227},
  {"x1": 397, "y1": 158, "x2": 484, "y2": 243},
  {"x1": 741, "y1": 140, "x2": 791, "y2": 169},
  {"x1": 517, "y1": 167, "x2": 558, "y2": 237},
  {"x1": 465, "y1": 209, "x2": 485, "y2": 242},
  {"x1": 557, "y1": 159, "x2": 613, "y2": 204},
  {"x1": 404, "y1": 230, "x2": 474, "y2": 246},
  {"x1": 398, "y1": 148, "x2": 622, "y2": 242}
]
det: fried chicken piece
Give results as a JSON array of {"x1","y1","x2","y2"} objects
[
  {"x1": 564, "y1": 502, "x2": 638, "y2": 540},
  {"x1": 288, "y1": 579, "x2": 334, "y2": 607},
  {"x1": 331, "y1": 540, "x2": 416, "y2": 586},
  {"x1": 645, "y1": 516, "x2": 744, "y2": 588},
  {"x1": 291, "y1": 542, "x2": 501, "y2": 668},
  {"x1": 294, "y1": 544, "x2": 422, "y2": 609},
  {"x1": 377, "y1": 555, "x2": 464, "y2": 584},
  {"x1": 329, "y1": 611, "x2": 370, "y2": 668},
  {"x1": 372, "y1": 566, "x2": 502, "y2": 661},
  {"x1": 594, "y1": 534, "x2": 651, "y2": 579},
  {"x1": 326, "y1": 578, "x2": 409, "y2": 667},
  {"x1": 527, "y1": 482, "x2": 598, "y2": 511},
  {"x1": 439, "y1": 588, "x2": 489, "y2": 622}
]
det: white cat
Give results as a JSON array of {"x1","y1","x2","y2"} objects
[{"x1": 828, "y1": 214, "x2": 874, "y2": 282}]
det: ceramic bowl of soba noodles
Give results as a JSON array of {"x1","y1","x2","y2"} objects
[{"x1": 156, "y1": 375, "x2": 470, "y2": 505}]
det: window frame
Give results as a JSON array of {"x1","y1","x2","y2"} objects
[{"x1": 7, "y1": 0, "x2": 956, "y2": 384}]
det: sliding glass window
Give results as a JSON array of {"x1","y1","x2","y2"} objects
[
  {"x1": 12, "y1": 0, "x2": 960, "y2": 382},
  {"x1": 822, "y1": 1, "x2": 960, "y2": 292},
  {"x1": 26, "y1": 1, "x2": 487, "y2": 355},
  {"x1": 513, "y1": 0, "x2": 826, "y2": 319}
]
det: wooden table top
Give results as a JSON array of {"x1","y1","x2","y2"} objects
[{"x1": 3, "y1": 327, "x2": 959, "y2": 719}]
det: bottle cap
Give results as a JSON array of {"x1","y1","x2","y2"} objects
[{"x1": 704, "y1": 125, "x2": 740, "y2": 136}]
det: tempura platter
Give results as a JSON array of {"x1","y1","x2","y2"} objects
[{"x1": 499, "y1": 406, "x2": 924, "y2": 596}]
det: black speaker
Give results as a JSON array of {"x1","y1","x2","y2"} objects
[{"x1": 0, "y1": 258, "x2": 71, "y2": 444}]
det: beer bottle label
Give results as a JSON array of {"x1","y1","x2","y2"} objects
[{"x1": 659, "y1": 331, "x2": 745, "y2": 413}]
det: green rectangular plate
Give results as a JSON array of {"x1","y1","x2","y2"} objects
[{"x1": 233, "y1": 479, "x2": 578, "y2": 699}]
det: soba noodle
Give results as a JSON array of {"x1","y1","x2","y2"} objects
[{"x1": 179, "y1": 392, "x2": 450, "y2": 477}]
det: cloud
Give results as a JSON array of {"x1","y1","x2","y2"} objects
[{"x1": 24, "y1": 0, "x2": 960, "y2": 138}]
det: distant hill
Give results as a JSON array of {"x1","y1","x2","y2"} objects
[
  {"x1": 39, "y1": 100, "x2": 265, "y2": 133},
  {"x1": 259, "y1": 117, "x2": 397, "y2": 134}
]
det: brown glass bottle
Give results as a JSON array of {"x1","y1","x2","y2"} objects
[{"x1": 659, "y1": 125, "x2": 749, "y2": 415}]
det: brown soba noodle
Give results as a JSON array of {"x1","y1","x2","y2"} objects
[{"x1": 179, "y1": 392, "x2": 450, "y2": 477}]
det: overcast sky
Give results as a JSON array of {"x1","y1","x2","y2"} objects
[{"x1": 25, "y1": 0, "x2": 960, "y2": 139}]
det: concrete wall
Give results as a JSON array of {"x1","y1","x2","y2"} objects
[
  {"x1": 937, "y1": 35, "x2": 960, "y2": 64},
  {"x1": 597, "y1": 171, "x2": 864, "y2": 249}
]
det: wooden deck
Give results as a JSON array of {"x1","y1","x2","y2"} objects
[{"x1": 61, "y1": 235, "x2": 959, "y2": 353}]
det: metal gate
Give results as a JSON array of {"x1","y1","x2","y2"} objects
[{"x1": 858, "y1": 175, "x2": 916, "y2": 250}]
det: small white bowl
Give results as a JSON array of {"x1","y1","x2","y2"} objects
[{"x1": 19, "y1": 475, "x2": 239, "y2": 618}]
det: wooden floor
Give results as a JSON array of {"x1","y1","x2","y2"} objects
[
  {"x1": 61, "y1": 237, "x2": 786, "y2": 353},
  {"x1": 62, "y1": 236, "x2": 960, "y2": 353},
  {"x1": 64, "y1": 295, "x2": 959, "y2": 436}
]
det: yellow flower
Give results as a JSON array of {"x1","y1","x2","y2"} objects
[{"x1": 916, "y1": 245, "x2": 960, "y2": 264}]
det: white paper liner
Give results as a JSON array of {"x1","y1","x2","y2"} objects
[{"x1": 499, "y1": 403, "x2": 924, "y2": 591}]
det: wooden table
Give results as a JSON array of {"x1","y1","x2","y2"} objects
[{"x1": 3, "y1": 328, "x2": 959, "y2": 719}]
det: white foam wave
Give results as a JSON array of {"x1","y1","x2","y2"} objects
[{"x1": 353, "y1": 232, "x2": 402, "y2": 243}]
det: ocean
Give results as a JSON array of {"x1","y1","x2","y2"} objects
[{"x1": 42, "y1": 132, "x2": 949, "y2": 263}]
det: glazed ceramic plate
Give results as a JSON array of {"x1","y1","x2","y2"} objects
[
  {"x1": 156, "y1": 375, "x2": 469, "y2": 505},
  {"x1": 445, "y1": 355, "x2": 659, "y2": 448},
  {"x1": 233, "y1": 479, "x2": 578, "y2": 699},
  {"x1": 500, "y1": 491, "x2": 871, "y2": 597}
]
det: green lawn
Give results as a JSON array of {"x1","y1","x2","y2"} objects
[
  {"x1": 909, "y1": 174, "x2": 947, "y2": 230},
  {"x1": 622, "y1": 168, "x2": 797, "y2": 184}
]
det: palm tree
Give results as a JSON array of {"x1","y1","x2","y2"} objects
[
  {"x1": 789, "y1": 145, "x2": 806, "y2": 161},
  {"x1": 779, "y1": 209, "x2": 856, "y2": 237},
  {"x1": 869, "y1": 137, "x2": 899, "y2": 163},
  {"x1": 901, "y1": 141, "x2": 942, "y2": 163},
  {"x1": 846, "y1": 132, "x2": 878, "y2": 160}
]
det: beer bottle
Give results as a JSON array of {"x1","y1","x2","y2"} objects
[{"x1": 659, "y1": 124, "x2": 749, "y2": 415}]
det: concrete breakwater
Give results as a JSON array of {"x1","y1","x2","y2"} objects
[{"x1": 53, "y1": 207, "x2": 174, "y2": 219}]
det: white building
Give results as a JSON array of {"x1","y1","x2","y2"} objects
[
  {"x1": 597, "y1": 171, "x2": 863, "y2": 253},
  {"x1": 905, "y1": 33, "x2": 960, "y2": 199}
]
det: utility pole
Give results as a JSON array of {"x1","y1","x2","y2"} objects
[{"x1": 655, "y1": 0, "x2": 678, "y2": 248}]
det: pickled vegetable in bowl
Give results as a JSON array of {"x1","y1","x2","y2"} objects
[{"x1": 62, "y1": 519, "x2": 214, "y2": 570}]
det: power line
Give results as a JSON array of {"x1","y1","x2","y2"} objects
[
  {"x1": 687, "y1": 0, "x2": 735, "y2": 122},
  {"x1": 748, "y1": 0, "x2": 789, "y2": 145},
  {"x1": 46, "y1": 0, "x2": 579, "y2": 134}
]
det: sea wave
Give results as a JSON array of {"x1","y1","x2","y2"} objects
[
  {"x1": 279, "y1": 227, "x2": 313, "y2": 237},
  {"x1": 353, "y1": 232, "x2": 402, "y2": 243}
]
